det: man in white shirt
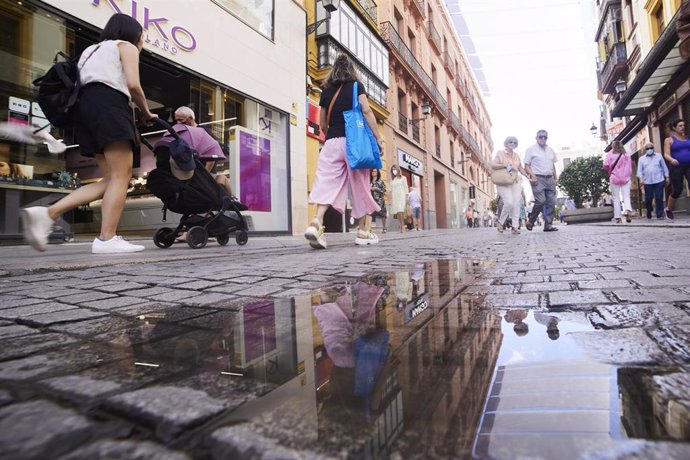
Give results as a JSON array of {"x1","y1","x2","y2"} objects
[{"x1": 523, "y1": 129, "x2": 559, "y2": 232}]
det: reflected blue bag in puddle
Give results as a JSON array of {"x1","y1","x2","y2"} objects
[{"x1": 353, "y1": 330, "x2": 389, "y2": 399}]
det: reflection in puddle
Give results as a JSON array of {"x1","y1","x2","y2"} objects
[{"x1": 51, "y1": 259, "x2": 685, "y2": 457}]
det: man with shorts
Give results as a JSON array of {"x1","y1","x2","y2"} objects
[{"x1": 408, "y1": 186, "x2": 422, "y2": 230}]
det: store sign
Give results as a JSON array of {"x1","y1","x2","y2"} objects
[
  {"x1": 91, "y1": 0, "x2": 197, "y2": 54},
  {"x1": 9, "y1": 97, "x2": 30, "y2": 114},
  {"x1": 397, "y1": 149, "x2": 424, "y2": 176},
  {"x1": 404, "y1": 293, "x2": 429, "y2": 323}
]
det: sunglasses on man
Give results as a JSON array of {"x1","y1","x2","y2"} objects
[{"x1": 537, "y1": 135, "x2": 548, "y2": 140}]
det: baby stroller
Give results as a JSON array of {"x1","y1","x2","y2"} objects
[{"x1": 143, "y1": 119, "x2": 248, "y2": 249}]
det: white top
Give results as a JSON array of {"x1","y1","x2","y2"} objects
[
  {"x1": 524, "y1": 143, "x2": 557, "y2": 176},
  {"x1": 78, "y1": 40, "x2": 130, "y2": 99}
]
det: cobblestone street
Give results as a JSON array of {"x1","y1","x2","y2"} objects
[{"x1": 0, "y1": 221, "x2": 689, "y2": 459}]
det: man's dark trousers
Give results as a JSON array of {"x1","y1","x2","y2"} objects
[
  {"x1": 644, "y1": 182, "x2": 665, "y2": 218},
  {"x1": 528, "y1": 175, "x2": 556, "y2": 228}
]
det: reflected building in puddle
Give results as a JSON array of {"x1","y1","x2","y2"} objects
[{"x1": 310, "y1": 259, "x2": 502, "y2": 458}]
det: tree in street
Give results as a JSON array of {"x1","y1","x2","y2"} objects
[{"x1": 557, "y1": 156, "x2": 609, "y2": 208}]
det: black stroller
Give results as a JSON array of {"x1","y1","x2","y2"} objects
[{"x1": 143, "y1": 119, "x2": 248, "y2": 249}]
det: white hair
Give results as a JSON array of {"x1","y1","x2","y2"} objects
[{"x1": 175, "y1": 106, "x2": 195, "y2": 120}]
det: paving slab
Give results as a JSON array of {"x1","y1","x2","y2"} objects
[{"x1": 0, "y1": 400, "x2": 96, "y2": 460}]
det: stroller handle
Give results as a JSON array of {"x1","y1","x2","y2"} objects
[{"x1": 138, "y1": 117, "x2": 181, "y2": 150}]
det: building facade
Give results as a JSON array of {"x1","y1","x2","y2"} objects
[
  {"x1": 378, "y1": 0, "x2": 494, "y2": 229},
  {"x1": 1, "y1": 0, "x2": 308, "y2": 240},
  {"x1": 305, "y1": 0, "x2": 391, "y2": 233},
  {"x1": 595, "y1": 0, "x2": 688, "y2": 212}
]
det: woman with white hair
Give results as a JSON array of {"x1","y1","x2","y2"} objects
[{"x1": 491, "y1": 136, "x2": 531, "y2": 234}]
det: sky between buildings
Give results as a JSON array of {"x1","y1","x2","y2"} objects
[{"x1": 445, "y1": 0, "x2": 602, "y2": 155}]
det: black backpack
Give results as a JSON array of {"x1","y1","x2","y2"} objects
[{"x1": 32, "y1": 46, "x2": 100, "y2": 128}]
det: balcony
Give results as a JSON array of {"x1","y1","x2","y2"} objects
[
  {"x1": 459, "y1": 124, "x2": 472, "y2": 147},
  {"x1": 455, "y1": 75, "x2": 465, "y2": 96},
  {"x1": 409, "y1": 0, "x2": 425, "y2": 18},
  {"x1": 398, "y1": 111, "x2": 408, "y2": 134},
  {"x1": 353, "y1": 0, "x2": 377, "y2": 24},
  {"x1": 598, "y1": 42, "x2": 628, "y2": 95},
  {"x1": 443, "y1": 51, "x2": 455, "y2": 77},
  {"x1": 411, "y1": 123, "x2": 420, "y2": 143},
  {"x1": 380, "y1": 22, "x2": 448, "y2": 118},
  {"x1": 427, "y1": 21, "x2": 442, "y2": 54},
  {"x1": 448, "y1": 110, "x2": 461, "y2": 136}
]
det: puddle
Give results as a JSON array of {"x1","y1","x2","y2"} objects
[{"x1": 16, "y1": 259, "x2": 686, "y2": 458}]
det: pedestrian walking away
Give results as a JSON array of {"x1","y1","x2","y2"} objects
[
  {"x1": 306, "y1": 54, "x2": 383, "y2": 249},
  {"x1": 370, "y1": 169, "x2": 388, "y2": 233},
  {"x1": 663, "y1": 119, "x2": 690, "y2": 220},
  {"x1": 21, "y1": 13, "x2": 156, "y2": 254},
  {"x1": 603, "y1": 140, "x2": 634, "y2": 223},
  {"x1": 390, "y1": 165, "x2": 409, "y2": 233},
  {"x1": 523, "y1": 129, "x2": 559, "y2": 232},
  {"x1": 491, "y1": 136, "x2": 532, "y2": 234},
  {"x1": 465, "y1": 204, "x2": 474, "y2": 228},
  {"x1": 637, "y1": 142, "x2": 670, "y2": 219},
  {"x1": 407, "y1": 186, "x2": 422, "y2": 230}
]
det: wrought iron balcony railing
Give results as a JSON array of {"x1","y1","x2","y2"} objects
[
  {"x1": 353, "y1": 0, "x2": 378, "y2": 24},
  {"x1": 409, "y1": 0, "x2": 425, "y2": 18},
  {"x1": 398, "y1": 111, "x2": 408, "y2": 133},
  {"x1": 411, "y1": 123, "x2": 420, "y2": 143},
  {"x1": 598, "y1": 42, "x2": 627, "y2": 94},
  {"x1": 380, "y1": 22, "x2": 448, "y2": 117},
  {"x1": 443, "y1": 51, "x2": 455, "y2": 76},
  {"x1": 427, "y1": 21, "x2": 442, "y2": 54},
  {"x1": 449, "y1": 110, "x2": 461, "y2": 136}
]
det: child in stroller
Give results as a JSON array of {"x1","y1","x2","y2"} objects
[{"x1": 145, "y1": 120, "x2": 248, "y2": 249}]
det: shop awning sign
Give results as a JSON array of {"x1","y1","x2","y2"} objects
[
  {"x1": 397, "y1": 149, "x2": 424, "y2": 176},
  {"x1": 91, "y1": 0, "x2": 197, "y2": 54}
]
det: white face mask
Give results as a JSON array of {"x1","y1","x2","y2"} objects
[
  {"x1": 645, "y1": 148, "x2": 654, "y2": 156},
  {"x1": 392, "y1": 170, "x2": 398, "y2": 176}
]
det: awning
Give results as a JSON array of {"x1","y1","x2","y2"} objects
[
  {"x1": 603, "y1": 114, "x2": 647, "y2": 152},
  {"x1": 612, "y1": 12, "x2": 685, "y2": 117}
]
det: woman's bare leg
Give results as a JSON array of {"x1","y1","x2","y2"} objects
[
  {"x1": 98, "y1": 141, "x2": 133, "y2": 240},
  {"x1": 47, "y1": 155, "x2": 110, "y2": 221}
]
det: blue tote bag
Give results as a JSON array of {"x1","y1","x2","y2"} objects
[{"x1": 343, "y1": 82, "x2": 382, "y2": 170}]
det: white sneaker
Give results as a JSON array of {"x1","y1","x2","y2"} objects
[
  {"x1": 21, "y1": 206, "x2": 54, "y2": 252},
  {"x1": 355, "y1": 230, "x2": 379, "y2": 246},
  {"x1": 304, "y1": 225, "x2": 327, "y2": 249},
  {"x1": 92, "y1": 236, "x2": 145, "y2": 254}
]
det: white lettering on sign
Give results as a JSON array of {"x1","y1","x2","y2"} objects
[
  {"x1": 397, "y1": 149, "x2": 424, "y2": 176},
  {"x1": 409, "y1": 297, "x2": 429, "y2": 320}
]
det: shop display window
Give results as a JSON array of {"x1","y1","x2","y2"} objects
[{"x1": 1, "y1": 1, "x2": 291, "y2": 236}]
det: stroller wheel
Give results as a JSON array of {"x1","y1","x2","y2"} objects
[
  {"x1": 216, "y1": 232, "x2": 230, "y2": 246},
  {"x1": 235, "y1": 230, "x2": 248, "y2": 246},
  {"x1": 153, "y1": 227, "x2": 176, "y2": 248},
  {"x1": 187, "y1": 226, "x2": 208, "y2": 249}
]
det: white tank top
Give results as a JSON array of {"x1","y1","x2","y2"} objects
[{"x1": 78, "y1": 40, "x2": 130, "y2": 99}]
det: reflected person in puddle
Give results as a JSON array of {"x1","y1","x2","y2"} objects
[
  {"x1": 535, "y1": 312, "x2": 560, "y2": 340},
  {"x1": 504, "y1": 309, "x2": 529, "y2": 336},
  {"x1": 312, "y1": 279, "x2": 391, "y2": 423}
]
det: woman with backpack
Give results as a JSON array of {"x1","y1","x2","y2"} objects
[
  {"x1": 21, "y1": 13, "x2": 157, "y2": 253},
  {"x1": 304, "y1": 54, "x2": 383, "y2": 249}
]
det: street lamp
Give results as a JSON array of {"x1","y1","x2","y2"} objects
[
  {"x1": 409, "y1": 101, "x2": 432, "y2": 126},
  {"x1": 589, "y1": 123, "x2": 597, "y2": 137},
  {"x1": 614, "y1": 78, "x2": 627, "y2": 95},
  {"x1": 306, "y1": 0, "x2": 341, "y2": 35}
]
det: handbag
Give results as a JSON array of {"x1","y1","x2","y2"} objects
[
  {"x1": 491, "y1": 167, "x2": 517, "y2": 185},
  {"x1": 343, "y1": 82, "x2": 382, "y2": 170}
]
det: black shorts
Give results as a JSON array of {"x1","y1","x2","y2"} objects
[
  {"x1": 75, "y1": 83, "x2": 136, "y2": 156},
  {"x1": 669, "y1": 163, "x2": 690, "y2": 199}
]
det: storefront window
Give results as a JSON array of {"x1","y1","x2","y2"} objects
[
  {"x1": 1, "y1": 1, "x2": 290, "y2": 237},
  {"x1": 211, "y1": 0, "x2": 274, "y2": 40}
]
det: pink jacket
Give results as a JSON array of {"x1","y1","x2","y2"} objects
[{"x1": 603, "y1": 151, "x2": 632, "y2": 186}]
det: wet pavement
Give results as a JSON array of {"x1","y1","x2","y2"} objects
[{"x1": 0, "y1": 224, "x2": 689, "y2": 459}]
